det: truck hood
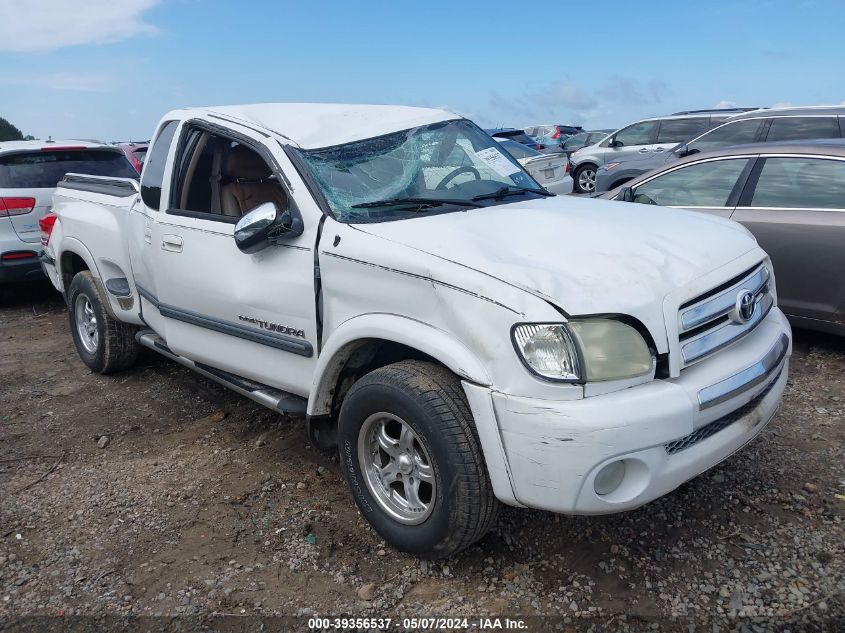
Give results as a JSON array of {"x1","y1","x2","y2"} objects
[{"x1": 355, "y1": 195, "x2": 758, "y2": 325}]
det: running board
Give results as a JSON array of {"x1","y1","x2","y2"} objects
[{"x1": 136, "y1": 330, "x2": 307, "y2": 416}]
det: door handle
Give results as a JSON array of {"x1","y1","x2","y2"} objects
[
  {"x1": 638, "y1": 148, "x2": 650, "y2": 153},
  {"x1": 653, "y1": 147, "x2": 665, "y2": 152},
  {"x1": 161, "y1": 235, "x2": 183, "y2": 253},
  {"x1": 144, "y1": 227, "x2": 152, "y2": 244}
]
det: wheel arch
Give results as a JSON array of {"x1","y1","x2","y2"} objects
[
  {"x1": 307, "y1": 314, "x2": 492, "y2": 419},
  {"x1": 58, "y1": 238, "x2": 99, "y2": 293}
]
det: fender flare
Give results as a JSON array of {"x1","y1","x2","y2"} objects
[
  {"x1": 58, "y1": 237, "x2": 101, "y2": 286},
  {"x1": 307, "y1": 313, "x2": 492, "y2": 417}
]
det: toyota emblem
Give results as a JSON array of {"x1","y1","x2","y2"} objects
[{"x1": 735, "y1": 290, "x2": 756, "y2": 323}]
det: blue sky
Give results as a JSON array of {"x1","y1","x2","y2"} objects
[{"x1": 1, "y1": 0, "x2": 843, "y2": 142}]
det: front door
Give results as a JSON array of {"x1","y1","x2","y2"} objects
[
  {"x1": 606, "y1": 120, "x2": 659, "y2": 164},
  {"x1": 149, "y1": 121, "x2": 318, "y2": 396}
]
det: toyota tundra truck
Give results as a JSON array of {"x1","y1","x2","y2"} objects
[{"x1": 42, "y1": 104, "x2": 792, "y2": 559}]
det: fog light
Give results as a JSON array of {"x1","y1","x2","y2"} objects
[{"x1": 594, "y1": 460, "x2": 626, "y2": 496}]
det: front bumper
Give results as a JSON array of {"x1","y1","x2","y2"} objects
[{"x1": 472, "y1": 308, "x2": 791, "y2": 514}]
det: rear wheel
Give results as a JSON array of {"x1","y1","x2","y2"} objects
[
  {"x1": 337, "y1": 360, "x2": 498, "y2": 559},
  {"x1": 574, "y1": 163, "x2": 597, "y2": 193},
  {"x1": 67, "y1": 271, "x2": 139, "y2": 374}
]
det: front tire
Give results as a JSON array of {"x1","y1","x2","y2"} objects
[
  {"x1": 574, "y1": 163, "x2": 597, "y2": 193},
  {"x1": 67, "y1": 271, "x2": 139, "y2": 374},
  {"x1": 338, "y1": 360, "x2": 498, "y2": 559}
]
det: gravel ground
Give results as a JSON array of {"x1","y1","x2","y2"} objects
[{"x1": 1, "y1": 283, "x2": 843, "y2": 632}]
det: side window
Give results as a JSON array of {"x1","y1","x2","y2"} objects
[
  {"x1": 749, "y1": 157, "x2": 845, "y2": 209},
  {"x1": 688, "y1": 119, "x2": 762, "y2": 152},
  {"x1": 614, "y1": 121, "x2": 657, "y2": 146},
  {"x1": 766, "y1": 117, "x2": 840, "y2": 142},
  {"x1": 140, "y1": 120, "x2": 178, "y2": 210},
  {"x1": 169, "y1": 126, "x2": 289, "y2": 221},
  {"x1": 563, "y1": 132, "x2": 590, "y2": 149},
  {"x1": 656, "y1": 118, "x2": 708, "y2": 144},
  {"x1": 631, "y1": 158, "x2": 750, "y2": 207}
]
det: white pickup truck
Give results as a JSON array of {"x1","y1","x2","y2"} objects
[{"x1": 43, "y1": 104, "x2": 792, "y2": 558}]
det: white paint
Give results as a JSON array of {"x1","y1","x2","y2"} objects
[{"x1": 43, "y1": 104, "x2": 792, "y2": 524}]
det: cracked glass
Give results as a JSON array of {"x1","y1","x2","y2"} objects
[{"x1": 296, "y1": 119, "x2": 543, "y2": 222}]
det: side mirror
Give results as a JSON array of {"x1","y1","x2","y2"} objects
[
  {"x1": 609, "y1": 137, "x2": 622, "y2": 148},
  {"x1": 675, "y1": 144, "x2": 697, "y2": 158},
  {"x1": 234, "y1": 201, "x2": 303, "y2": 254},
  {"x1": 618, "y1": 186, "x2": 635, "y2": 202}
]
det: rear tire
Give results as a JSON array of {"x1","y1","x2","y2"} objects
[
  {"x1": 67, "y1": 271, "x2": 139, "y2": 374},
  {"x1": 574, "y1": 163, "x2": 598, "y2": 193},
  {"x1": 337, "y1": 360, "x2": 498, "y2": 559}
]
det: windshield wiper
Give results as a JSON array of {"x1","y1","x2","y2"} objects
[
  {"x1": 351, "y1": 197, "x2": 480, "y2": 209},
  {"x1": 472, "y1": 186, "x2": 553, "y2": 202}
]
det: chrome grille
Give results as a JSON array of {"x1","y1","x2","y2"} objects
[
  {"x1": 664, "y1": 368, "x2": 781, "y2": 454},
  {"x1": 677, "y1": 264, "x2": 773, "y2": 368}
]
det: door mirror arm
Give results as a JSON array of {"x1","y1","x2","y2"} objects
[
  {"x1": 234, "y1": 201, "x2": 304, "y2": 254},
  {"x1": 618, "y1": 186, "x2": 635, "y2": 202}
]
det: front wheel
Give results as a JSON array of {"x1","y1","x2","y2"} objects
[
  {"x1": 67, "y1": 271, "x2": 139, "y2": 374},
  {"x1": 337, "y1": 360, "x2": 498, "y2": 559},
  {"x1": 574, "y1": 163, "x2": 597, "y2": 193}
]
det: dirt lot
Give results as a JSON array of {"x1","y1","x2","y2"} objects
[{"x1": 1, "y1": 283, "x2": 843, "y2": 632}]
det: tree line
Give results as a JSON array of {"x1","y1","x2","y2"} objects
[{"x1": 0, "y1": 116, "x2": 34, "y2": 142}]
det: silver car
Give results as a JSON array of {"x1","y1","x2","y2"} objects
[
  {"x1": 0, "y1": 140, "x2": 137, "y2": 294},
  {"x1": 569, "y1": 109, "x2": 757, "y2": 193},
  {"x1": 595, "y1": 105, "x2": 845, "y2": 193}
]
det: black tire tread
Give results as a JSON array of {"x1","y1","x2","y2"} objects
[
  {"x1": 68, "y1": 271, "x2": 139, "y2": 374},
  {"x1": 346, "y1": 360, "x2": 499, "y2": 557}
]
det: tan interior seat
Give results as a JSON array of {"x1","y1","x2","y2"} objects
[{"x1": 221, "y1": 145, "x2": 288, "y2": 217}]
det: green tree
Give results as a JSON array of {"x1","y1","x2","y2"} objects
[{"x1": 0, "y1": 117, "x2": 25, "y2": 142}]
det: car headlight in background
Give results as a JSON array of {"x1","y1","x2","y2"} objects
[{"x1": 512, "y1": 320, "x2": 654, "y2": 383}]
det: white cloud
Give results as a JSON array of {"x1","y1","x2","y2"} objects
[
  {"x1": 714, "y1": 100, "x2": 738, "y2": 109},
  {"x1": 0, "y1": 0, "x2": 160, "y2": 52}
]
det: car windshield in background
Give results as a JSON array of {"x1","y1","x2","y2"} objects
[
  {"x1": 0, "y1": 149, "x2": 138, "y2": 188},
  {"x1": 498, "y1": 139, "x2": 541, "y2": 159},
  {"x1": 296, "y1": 119, "x2": 545, "y2": 222}
]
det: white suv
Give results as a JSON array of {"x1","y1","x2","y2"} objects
[{"x1": 0, "y1": 140, "x2": 137, "y2": 294}]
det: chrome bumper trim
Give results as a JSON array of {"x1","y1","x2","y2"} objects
[{"x1": 697, "y1": 332, "x2": 789, "y2": 411}]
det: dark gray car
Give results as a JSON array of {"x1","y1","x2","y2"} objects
[
  {"x1": 601, "y1": 140, "x2": 845, "y2": 336},
  {"x1": 595, "y1": 105, "x2": 845, "y2": 193}
]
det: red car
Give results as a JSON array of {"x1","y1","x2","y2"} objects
[{"x1": 117, "y1": 142, "x2": 149, "y2": 174}]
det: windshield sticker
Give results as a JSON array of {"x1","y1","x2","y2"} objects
[{"x1": 475, "y1": 147, "x2": 521, "y2": 177}]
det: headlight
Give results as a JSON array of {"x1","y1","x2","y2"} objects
[{"x1": 512, "y1": 320, "x2": 653, "y2": 382}]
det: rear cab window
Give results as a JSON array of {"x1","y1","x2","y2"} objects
[
  {"x1": 0, "y1": 148, "x2": 138, "y2": 189},
  {"x1": 140, "y1": 120, "x2": 179, "y2": 210}
]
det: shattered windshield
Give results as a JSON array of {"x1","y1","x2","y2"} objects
[{"x1": 295, "y1": 119, "x2": 545, "y2": 222}]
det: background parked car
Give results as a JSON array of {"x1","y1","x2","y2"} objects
[
  {"x1": 525, "y1": 124, "x2": 584, "y2": 151},
  {"x1": 569, "y1": 109, "x2": 760, "y2": 193},
  {"x1": 0, "y1": 140, "x2": 138, "y2": 294},
  {"x1": 554, "y1": 130, "x2": 614, "y2": 158},
  {"x1": 595, "y1": 105, "x2": 845, "y2": 193},
  {"x1": 494, "y1": 138, "x2": 572, "y2": 194},
  {"x1": 601, "y1": 139, "x2": 845, "y2": 336},
  {"x1": 485, "y1": 128, "x2": 544, "y2": 150},
  {"x1": 118, "y1": 142, "x2": 149, "y2": 174}
]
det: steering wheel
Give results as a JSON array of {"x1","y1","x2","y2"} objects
[{"x1": 436, "y1": 166, "x2": 481, "y2": 190}]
